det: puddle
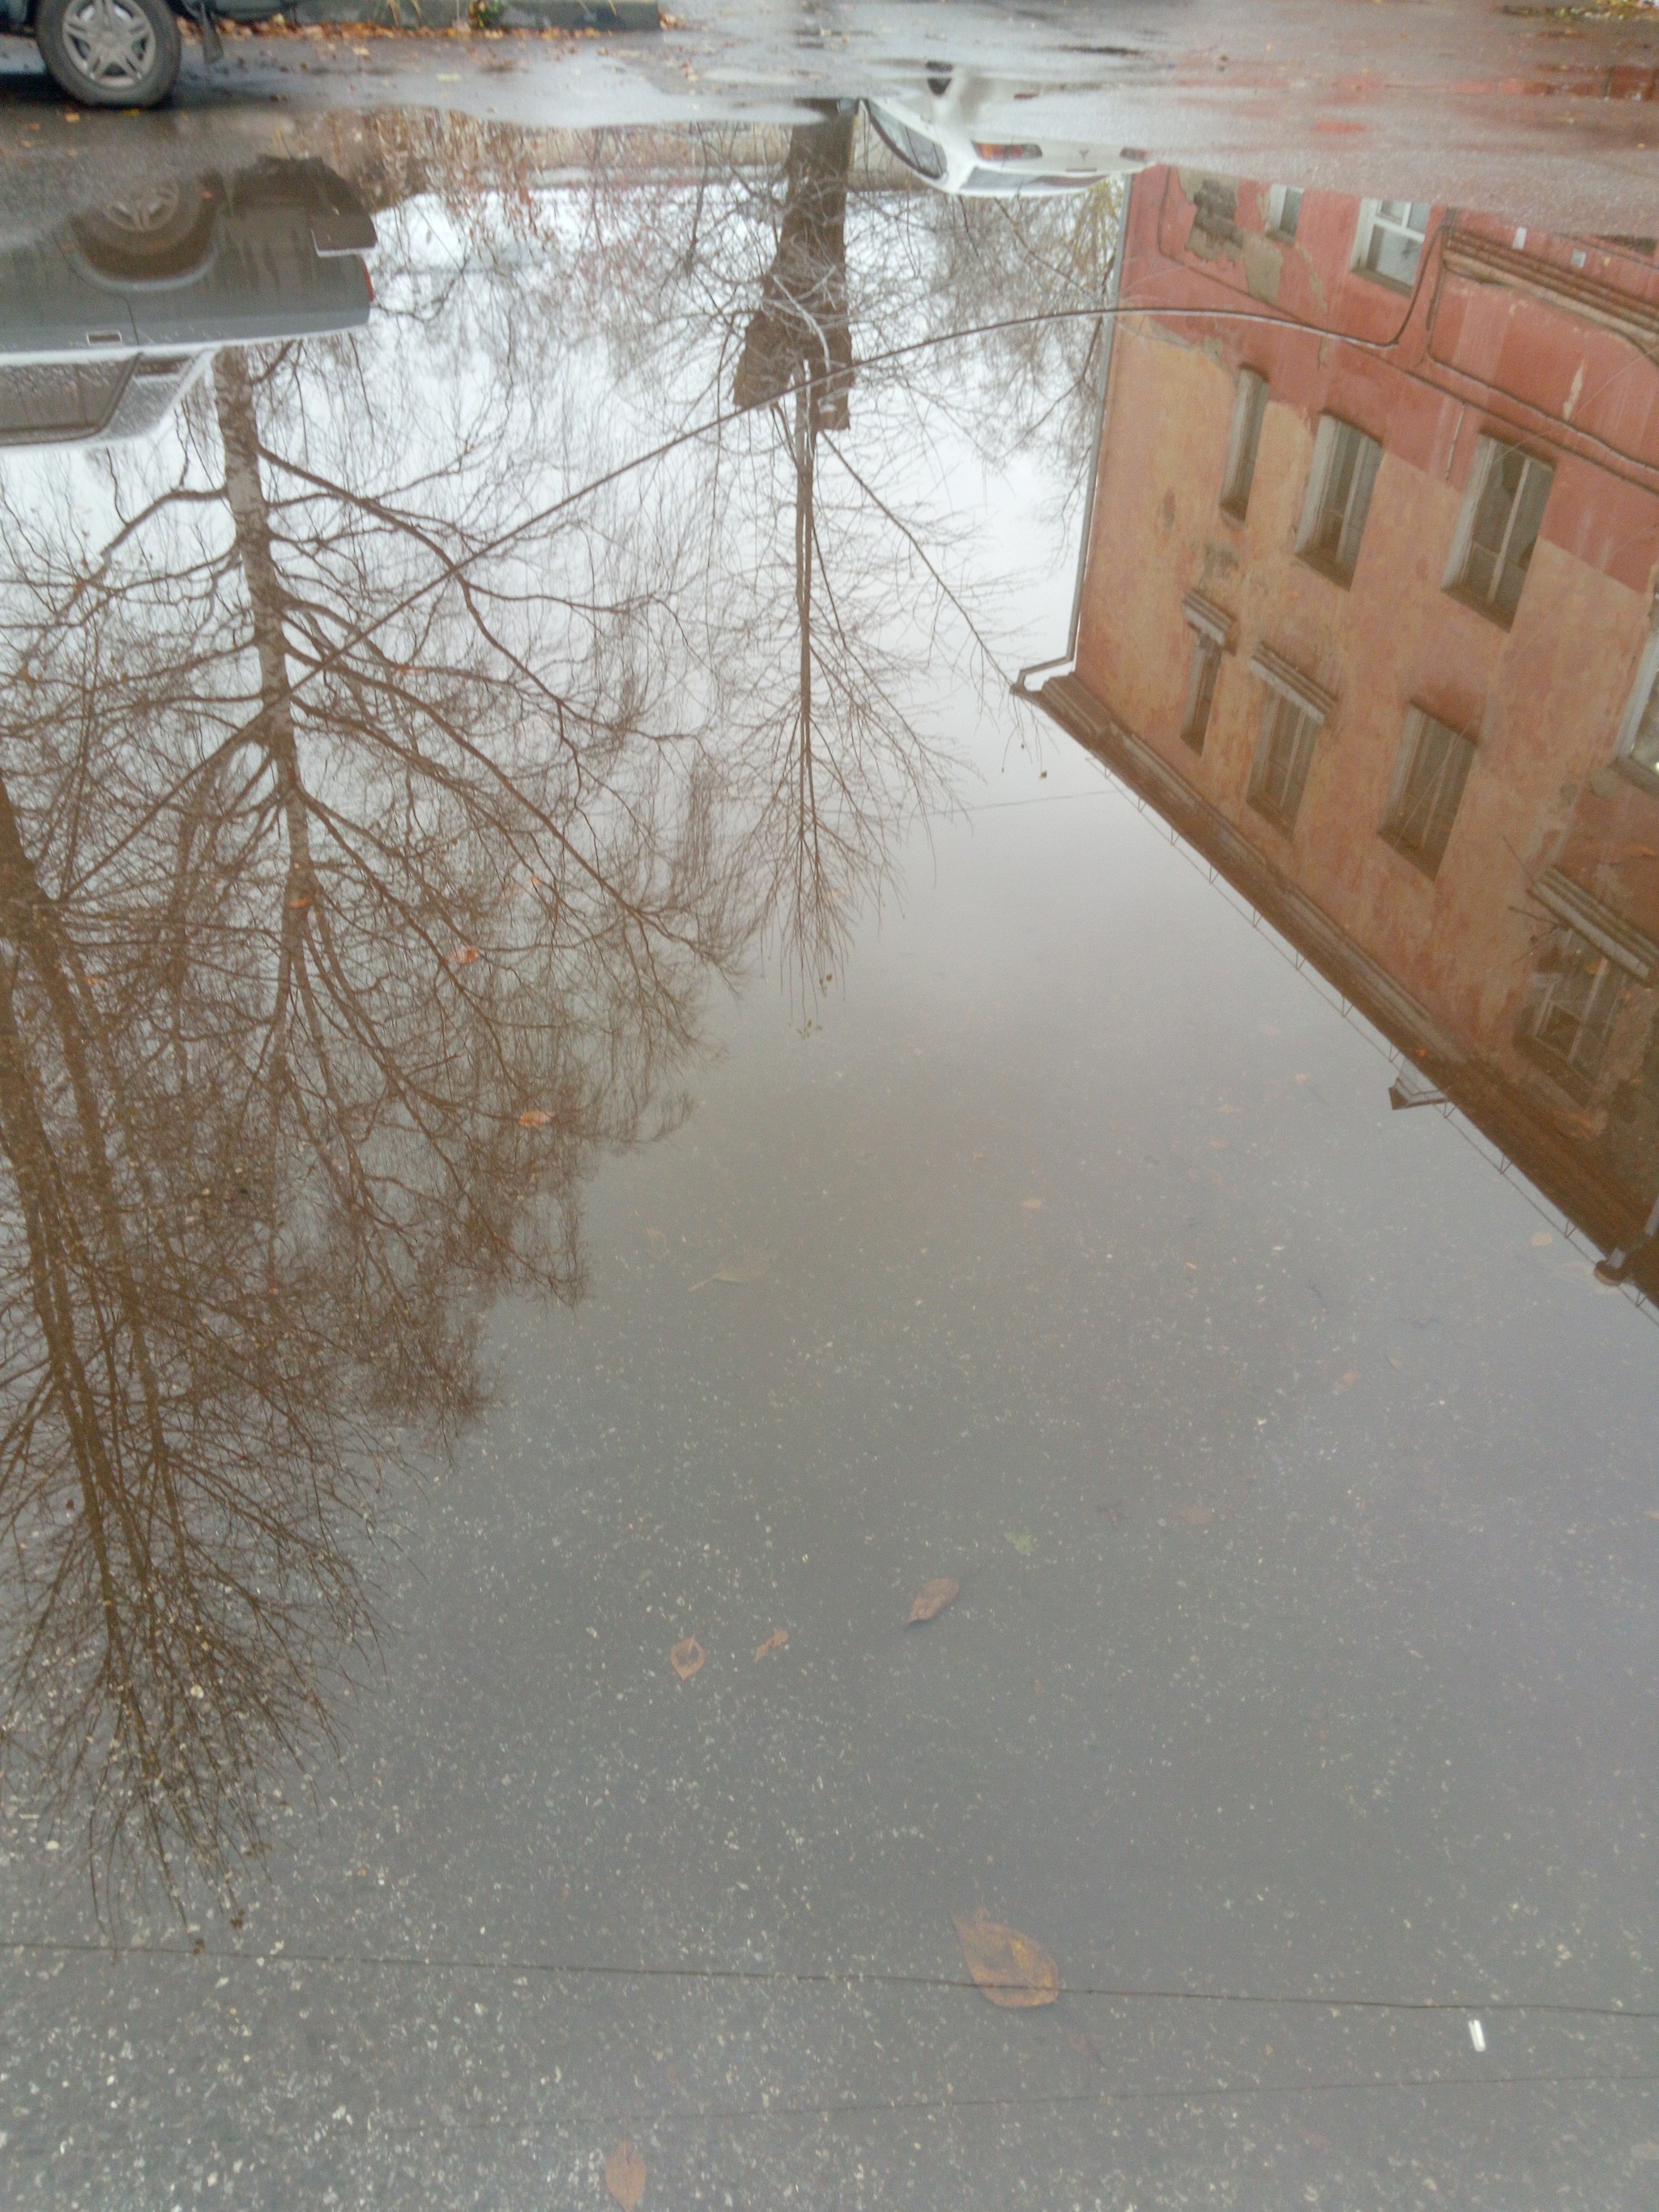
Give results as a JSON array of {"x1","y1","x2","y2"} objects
[{"x1": 2, "y1": 54, "x2": 1659, "y2": 2211}]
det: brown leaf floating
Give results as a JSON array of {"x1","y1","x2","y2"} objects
[
  {"x1": 669, "y1": 1636, "x2": 705, "y2": 1681},
  {"x1": 906, "y1": 1577, "x2": 959, "y2": 1625},
  {"x1": 952, "y1": 1909, "x2": 1060, "y2": 2008},
  {"x1": 604, "y1": 2137, "x2": 646, "y2": 2210}
]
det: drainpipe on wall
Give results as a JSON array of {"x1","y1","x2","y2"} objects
[
  {"x1": 1013, "y1": 210, "x2": 1126, "y2": 699},
  {"x1": 1595, "y1": 1186, "x2": 1659, "y2": 1284}
]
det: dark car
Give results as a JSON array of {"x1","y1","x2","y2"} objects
[
  {"x1": 0, "y1": 156, "x2": 377, "y2": 450},
  {"x1": 0, "y1": 0, "x2": 281, "y2": 109}
]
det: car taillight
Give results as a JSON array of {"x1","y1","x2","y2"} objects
[{"x1": 972, "y1": 142, "x2": 1043, "y2": 160}]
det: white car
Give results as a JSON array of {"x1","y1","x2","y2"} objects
[{"x1": 864, "y1": 72, "x2": 1145, "y2": 197}]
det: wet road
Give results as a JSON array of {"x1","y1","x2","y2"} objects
[
  {"x1": 4, "y1": 15, "x2": 1659, "y2": 2212},
  {"x1": 8, "y1": 0, "x2": 1659, "y2": 227}
]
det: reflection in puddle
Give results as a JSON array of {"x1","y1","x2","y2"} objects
[
  {"x1": 0, "y1": 95, "x2": 1657, "y2": 2212},
  {"x1": 1025, "y1": 167, "x2": 1659, "y2": 1300},
  {"x1": 0, "y1": 118, "x2": 1110, "y2": 1905}
]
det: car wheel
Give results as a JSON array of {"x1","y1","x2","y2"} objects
[
  {"x1": 36, "y1": 0, "x2": 182, "y2": 109},
  {"x1": 72, "y1": 177, "x2": 221, "y2": 280}
]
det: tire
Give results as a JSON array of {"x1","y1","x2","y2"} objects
[
  {"x1": 36, "y1": 0, "x2": 181, "y2": 109},
  {"x1": 71, "y1": 177, "x2": 220, "y2": 281}
]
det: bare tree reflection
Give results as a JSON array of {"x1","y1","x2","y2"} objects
[
  {"x1": 0, "y1": 340, "x2": 734, "y2": 1915},
  {"x1": 734, "y1": 110, "x2": 855, "y2": 430},
  {"x1": 0, "y1": 121, "x2": 1119, "y2": 1911},
  {"x1": 723, "y1": 112, "x2": 987, "y2": 990}
]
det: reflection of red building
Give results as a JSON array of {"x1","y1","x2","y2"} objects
[{"x1": 1025, "y1": 170, "x2": 1659, "y2": 1292}]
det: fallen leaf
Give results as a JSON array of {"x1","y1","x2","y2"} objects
[
  {"x1": 951, "y1": 1909, "x2": 1060, "y2": 2008},
  {"x1": 1531, "y1": 1231, "x2": 1554, "y2": 1248},
  {"x1": 754, "y1": 1627, "x2": 789, "y2": 1661},
  {"x1": 1021, "y1": 1197, "x2": 1045, "y2": 1211},
  {"x1": 604, "y1": 2137, "x2": 647, "y2": 2210},
  {"x1": 450, "y1": 946, "x2": 481, "y2": 966},
  {"x1": 1004, "y1": 1530, "x2": 1034, "y2": 1555},
  {"x1": 518, "y1": 1108, "x2": 552, "y2": 1128},
  {"x1": 1333, "y1": 1369, "x2": 1359, "y2": 1392},
  {"x1": 689, "y1": 1250, "x2": 774, "y2": 1291},
  {"x1": 1387, "y1": 1352, "x2": 1403, "y2": 1370},
  {"x1": 669, "y1": 1637, "x2": 705, "y2": 1681},
  {"x1": 1175, "y1": 1504, "x2": 1212, "y2": 1527},
  {"x1": 906, "y1": 1577, "x2": 959, "y2": 1625}
]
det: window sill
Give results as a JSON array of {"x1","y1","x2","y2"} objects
[
  {"x1": 1218, "y1": 498, "x2": 1248, "y2": 525},
  {"x1": 1442, "y1": 582, "x2": 1517, "y2": 631},
  {"x1": 1247, "y1": 793, "x2": 1301, "y2": 835},
  {"x1": 1514, "y1": 1029, "x2": 1597, "y2": 1104},
  {"x1": 1352, "y1": 265, "x2": 1415, "y2": 295},
  {"x1": 1379, "y1": 827, "x2": 1444, "y2": 881},
  {"x1": 1612, "y1": 752, "x2": 1659, "y2": 800},
  {"x1": 1295, "y1": 549, "x2": 1356, "y2": 590}
]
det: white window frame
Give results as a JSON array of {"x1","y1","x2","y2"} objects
[
  {"x1": 1220, "y1": 369, "x2": 1268, "y2": 519},
  {"x1": 1351, "y1": 199, "x2": 1433, "y2": 290},
  {"x1": 1442, "y1": 434, "x2": 1553, "y2": 626},
  {"x1": 1519, "y1": 926, "x2": 1631, "y2": 1093},
  {"x1": 1179, "y1": 592, "x2": 1234, "y2": 754},
  {"x1": 1380, "y1": 707, "x2": 1477, "y2": 877},
  {"x1": 1296, "y1": 415, "x2": 1383, "y2": 585},
  {"x1": 1613, "y1": 618, "x2": 1659, "y2": 791},
  {"x1": 1265, "y1": 186, "x2": 1303, "y2": 242},
  {"x1": 1180, "y1": 630, "x2": 1224, "y2": 754},
  {"x1": 1247, "y1": 649, "x2": 1334, "y2": 831}
]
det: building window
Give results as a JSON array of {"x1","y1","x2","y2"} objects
[
  {"x1": 1614, "y1": 632, "x2": 1659, "y2": 790},
  {"x1": 1353, "y1": 199, "x2": 1433, "y2": 288},
  {"x1": 1445, "y1": 438, "x2": 1552, "y2": 625},
  {"x1": 1380, "y1": 709, "x2": 1476, "y2": 875},
  {"x1": 1248, "y1": 690, "x2": 1322, "y2": 829},
  {"x1": 1518, "y1": 926, "x2": 1631, "y2": 1095},
  {"x1": 1220, "y1": 369, "x2": 1268, "y2": 519},
  {"x1": 1265, "y1": 186, "x2": 1303, "y2": 242},
  {"x1": 1181, "y1": 631, "x2": 1223, "y2": 753},
  {"x1": 1298, "y1": 416, "x2": 1382, "y2": 584},
  {"x1": 1180, "y1": 592, "x2": 1234, "y2": 753}
]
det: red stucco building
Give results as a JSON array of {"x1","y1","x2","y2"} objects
[{"x1": 1026, "y1": 168, "x2": 1659, "y2": 1293}]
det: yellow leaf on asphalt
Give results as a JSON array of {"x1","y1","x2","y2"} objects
[
  {"x1": 669, "y1": 1637, "x2": 705, "y2": 1681},
  {"x1": 689, "y1": 1250, "x2": 774, "y2": 1291},
  {"x1": 754, "y1": 1628, "x2": 789, "y2": 1660},
  {"x1": 906, "y1": 1577, "x2": 959, "y2": 1625},
  {"x1": 951, "y1": 1909, "x2": 1060, "y2": 2008},
  {"x1": 604, "y1": 2137, "x2": 646, "y2": 2210}
]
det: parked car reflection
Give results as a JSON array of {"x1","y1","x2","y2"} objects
[{"x1": 0, "y1": 156, "x2": 374, "y2": 449}]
